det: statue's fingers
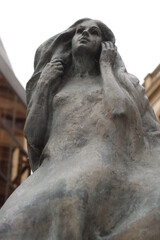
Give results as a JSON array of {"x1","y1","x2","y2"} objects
[
  {"x1": 50, "y1": 61, "x2": 64, "y2": 69},
  {"x1": 110, "y1": 42, "x2": 116, "y2": 50},
  {"x1": 104, "y1": 41, "x2": 113, "y2": 49},
  {"x1": 104, "y1": 42, "x2": 109, "y2": 48},
  {"x1": 101, "y1": 42, "x2": 106, "y2": 50},
  {"x1": 51, "y1": 58, "x2": 64, "y2": 65},
  {"x1": 53, "y1": 62, "x2": 63, "y2": 66},
  {"x1": 107, "y1": 41, "x2": 113, "y2": 48},
  {"x1": 55, "y1": 65, "x2": 64, "y2": 71}
]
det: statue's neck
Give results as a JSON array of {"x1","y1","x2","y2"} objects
[{"x1": 71, "y1": 54, "x2": 98, "y2": 77}]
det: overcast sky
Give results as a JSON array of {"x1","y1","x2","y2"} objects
[{"x1": 0, "y1": 0, "x2": 160, "y2": 88}]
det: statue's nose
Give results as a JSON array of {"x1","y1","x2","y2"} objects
[{"x1": 82, "y1": 30, "x2": 89, "y2": 37}]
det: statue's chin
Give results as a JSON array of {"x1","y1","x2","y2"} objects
[{"x1": 72, "y1": 44, "x2": 97, "y2": 59}]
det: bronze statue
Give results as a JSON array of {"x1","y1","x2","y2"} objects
[{"x1": 1, "y1": 18, "x2": 160, "y2": 240}]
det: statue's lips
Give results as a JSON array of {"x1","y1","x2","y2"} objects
[{"x1": 79, "y1": 37, "x2": 90, "y2": 42}]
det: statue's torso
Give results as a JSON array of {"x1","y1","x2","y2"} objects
[{"x1": 44, "y1": 75, "x2": 139, "y2": 166}]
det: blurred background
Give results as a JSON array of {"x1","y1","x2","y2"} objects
[
  {"x1": 0, "y1": 39, "x2": 29, "y2": 207},
  {"x1": 0, "y1": 0, "x2": 160, "y2": 207}
]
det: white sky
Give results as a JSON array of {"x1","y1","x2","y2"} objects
[{"x1": 0, "y1": 0, "x2": 160, "y2": 88}]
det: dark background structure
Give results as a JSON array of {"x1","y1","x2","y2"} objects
[{"x1": 0, "y1": 39, "x2": 30, "y2": 207}]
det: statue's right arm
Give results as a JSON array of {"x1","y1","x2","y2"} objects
[{"x1": 24, "y1": 59, "x2": 64, "y2": 170}]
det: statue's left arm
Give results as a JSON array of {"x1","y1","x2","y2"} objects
[
  {"x1": 100, "y1": 42, "x2": 131, "y2": 118},
  {"x1": 100, "y1": 42, "x2": 160, "y2": 149},
  {"x1": 106, "y1": 44, "x2": 160, "y2": 143}
]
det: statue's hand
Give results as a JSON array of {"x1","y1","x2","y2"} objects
[
  {"x1": 100, "y1": 42, "x2": 117, "y2": 66},
  {"x1": 40, "y1": 59, "x2": 64, "y2": 83}
]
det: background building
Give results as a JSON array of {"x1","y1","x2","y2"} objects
[
  {"x1": 0, "y1": 39, "x2": 30, "y2": 208},
  {"x1": 144, "y1": 64, "x2": 160, "y2": 122}
]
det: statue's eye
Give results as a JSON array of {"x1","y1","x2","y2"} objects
[
  {"x1": 77, "y1": 28, "x2": 83, "y2": 34},
  {"x1": 91, "y1": 30, "x2": 99, "y2": 36}
]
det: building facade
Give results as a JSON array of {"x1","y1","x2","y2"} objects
[
  {"x1": 144, "y1": 64, "x2": 160, "y2": 122},
  {"x1": 0, "y1": 39, "x2": 30, "y2": 207}
]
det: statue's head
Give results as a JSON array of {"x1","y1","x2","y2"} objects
[
  {"x1": 71, "y1": 18, "x2": 115, "y2": 44},
  {"x1": 71, "y1": 19, "x2": 115, "y2": 60}
]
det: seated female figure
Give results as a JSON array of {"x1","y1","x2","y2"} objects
[{"x1": 0, "y1": 18, "x2": 160, "y2": 240}]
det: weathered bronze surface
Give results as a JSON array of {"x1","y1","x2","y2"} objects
[{"x1": 1, "y1": 18, "x2": 160, "y2": 239}]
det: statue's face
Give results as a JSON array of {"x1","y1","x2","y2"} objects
[{"x1": 72, "y1": 20, "x2": 102, "y2": 57}]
